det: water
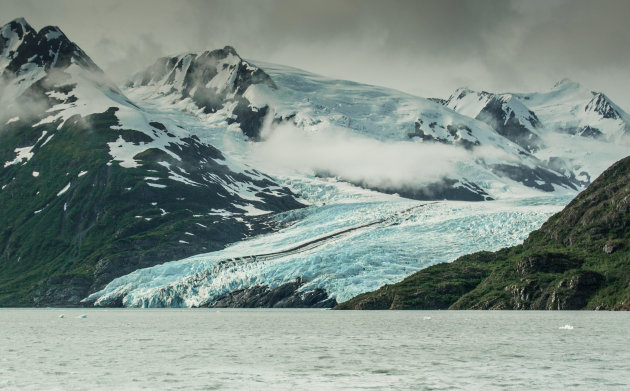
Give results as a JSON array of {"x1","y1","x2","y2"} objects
[{"x1": 1, "y1": 309, "x2": 629, "y2": 390}]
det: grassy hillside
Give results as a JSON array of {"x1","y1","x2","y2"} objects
[{"x1": 0, "y1": 109, "x2": 301, "y2": 306}]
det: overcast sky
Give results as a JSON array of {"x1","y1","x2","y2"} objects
[{"x1": 2, "y1": 0, "x2": 630, "y2": 108}]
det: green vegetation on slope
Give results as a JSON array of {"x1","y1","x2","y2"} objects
[
  {"x1": 0, "y1": 109, "x2": 300, "y2": 306},
  {"x1": 336, "y1": 156, "x2": 630, "y2": 310}
]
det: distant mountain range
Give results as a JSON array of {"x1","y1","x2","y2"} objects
[{"x1": 1, "y1": 18, "x2": 629, "y2": 307}]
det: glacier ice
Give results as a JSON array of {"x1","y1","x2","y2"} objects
[{"x1": 87, "y1": 192, "x2": 570, "y2": 307}]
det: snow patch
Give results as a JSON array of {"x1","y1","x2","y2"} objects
[
  {"x1": 57, "y1": 182, "x2": 70, "y2": 196},
  {"x1": 4, "y1": 146, "x2": 35, "y2": 167}
]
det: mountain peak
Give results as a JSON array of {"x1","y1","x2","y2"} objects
[
  {"x1": 39, "y1": 25, "x2": 65, "y2": 41},
  {"x1": 1, "y1": 18, "x2": 35, "y2": 40},
  {"x1": 221, "y1": 45, "x2": 238, "y2": 56},
  {"x1": 9, "y1": 17, "x2": 28, "y2": 25},
  {"x1": 1, "y1": 18, "x2": 36, "y2": 70},
  {"x1": 1, "y1": 19, "x2": 101, "y2": 77},
  {"x1": 585, "y1": 92, "x2": 622, "y2": 120},
  {"x1": 552, "y1": 78, "x2": 581, "y2": 90},
  {"x1": 2, "y1": 17, "x2": 32, "y2": 30}
]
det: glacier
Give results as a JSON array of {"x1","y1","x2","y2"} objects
[
  {"x1": 4, "y1": 18, "x2": 629, "y2": 308},
  {"x1": 87, "y1": 188, "x2": 570, "y2": 307},
  {"x1": 85, "y1": 64, "x2": 614, "y2": 308},
  {"x1": 85, "y1": 88, "x2": 574, "y2": 307}
]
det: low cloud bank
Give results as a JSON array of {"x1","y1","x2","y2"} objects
[{"x1": 252, "y1": 121, "x2": 481, "y2": 190}]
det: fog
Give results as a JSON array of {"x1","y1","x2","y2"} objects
[{"x1": 251, "y1": 121, "x2": 517, "y2": 191}]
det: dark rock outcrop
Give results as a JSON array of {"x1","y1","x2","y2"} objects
[
  {"x1": 206, "y1": 278, "x2": 337, "y2": 308},
  {"x1": 128, "y1": 47, "x2": 276, "y2": 140}
]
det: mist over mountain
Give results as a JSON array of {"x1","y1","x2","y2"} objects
[{"x1": 1, "y1": 17, "x2": 629, "y2": 308}]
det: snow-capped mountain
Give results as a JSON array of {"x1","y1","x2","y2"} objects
[
  {"x1": 515, "y1": 78, "x2": 630, "y2": 140},
  {"x1": 127, "y1": 59, "x2": 583, "y2": 201},
  {"x1": 445, "y1": 88, "x2": 543, "y2": 152},
  {"x1": 2, "y1": 17, "x2": 629, "y2": 309},
  {"x1": 0, "y1": 18, "x2": 303, "y2": 306},
  {"x1": 445, "y1": 80, "x2": 630, "y2": 186},
  {"x1": 0, "y1": 17, "x2": 100, "y2": 78},
  {"x1": 86, "y1": 53, "x2": 630, "y2": 309},
  {"x1": 126, "y1": 47, "x2": 276, "y2": 139}
]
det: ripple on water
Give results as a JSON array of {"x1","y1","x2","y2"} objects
[{"x1": 1, "y1": 309, "x2": 630, "y2": 390}]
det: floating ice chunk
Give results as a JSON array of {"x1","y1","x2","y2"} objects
[
  {"x1": 77, "y1": 170, "x2": 88, "y2": 177},
  {"x1": 559, "y1": 324, "x2": 573, "y2": 330},
  {"x1": 59, "y1": 314, "x2": 64, "y2": 318},
  {"x1": 6, "y1": 117, "x2": 19, "y2": 124},
  {"x1": 147, "y1": 183, "x2": 166, "y2": 188},
  {"x1": 179, "y1": 240, "x2": 189, "y2": 244},
  {"x1": 423, "y1": 316, "x2": 432, "y2": 320},
  {"x1": 32, "y1": 171, "x2": 39, "y2": 177},
  {"x1": 77, "y1": 314, "x2": 87, "y2": 319}
]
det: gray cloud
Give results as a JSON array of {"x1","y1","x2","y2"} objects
[
  {"x1": 2, "y1": 0, "x2": 629, "y2": 108},
  {"x1": 252, "y1": 120, "x2": 472, "y2": 190}
]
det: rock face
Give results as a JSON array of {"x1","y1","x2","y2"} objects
[
  {"x1": 206, "y1": 278, "x2": 337, "y2": 308},
  {"x1": 336, "y1": 155, "x2": 630, "y2": 310},
  {"x1": 127, "y1": 47, "x2": 276, "y2": 139},
  {"x1": 1, "y1": 22, "x2": 99, "y2": 77},
  {"x1": 585, "y1": 93, "x2": 624, "y2": 120},
  {"x1": 445, "y1": 88, "x2": 543, "y2": 152}
]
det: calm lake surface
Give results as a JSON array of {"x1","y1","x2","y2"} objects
[{"x1": 1, "y1": 309, "x2": 629, "y2": 390}]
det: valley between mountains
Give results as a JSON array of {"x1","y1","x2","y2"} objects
[{"x1": 1, "y1": 18, "x2": 629, "y2": 308}]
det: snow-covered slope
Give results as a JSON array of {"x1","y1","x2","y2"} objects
[
  {"x1": 126, "y1": 47, "x2": 276, "y2": 140},
  {"x1": 515, "y1": 78, "x2": 630, "y2": 141},
  {"x1": 128, "y1": 58, "x2": 582, "y2": 201},
  {"x1": 445, "y1": 80, "x2": 630, "y2": 186},
  {"x1": 0, "y1": 19, "x2": 300, "y2": 217},
  {"x1": 445, "y1": 88, "x2": 543, "y2": 152}
]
